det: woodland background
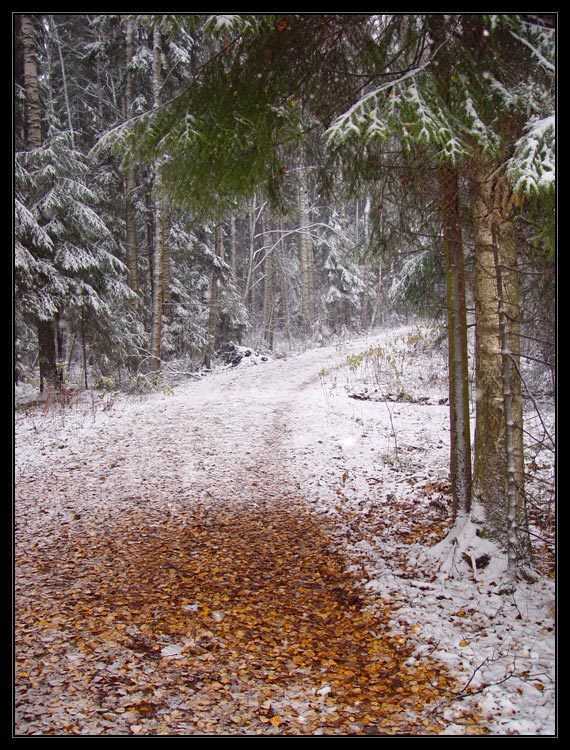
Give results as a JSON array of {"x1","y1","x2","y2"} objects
[{"x1": 15, "y1": 12, "x2": 555, "y2": 631}]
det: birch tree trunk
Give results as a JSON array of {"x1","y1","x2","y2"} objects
[
  {"x1": 495, "y1": 203, "x2": 533, "y2": 579},
  {"x1": 243, "y1": 196, "x2": 257, "y2": 308},
  {"x1": 298, "y1": 168, "x2": 316, "y2": 335},
  {"x1": 471, "y1": 159, "x2": 508, "y2": 546},
  {"x1": 263, "y1": 217, "x2": 276, "y2": 349}
]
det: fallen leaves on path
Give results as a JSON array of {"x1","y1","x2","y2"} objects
[
  {"x1": 15, "y1": 346, "x2": 490, "y2": 736},
  {"x1": 15, "y1": 479, "x2": 479, "y2": 736}
]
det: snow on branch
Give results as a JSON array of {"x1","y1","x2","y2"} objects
[
  {"x1": 203, "y1": 15, "x2": 255, "y2": 38},
  {"x1": 507, "y1": 114, "x2": 555, "y2": 196},
  {"x1": 324, "y1": 62, "x2": 431, "y2": 146}
]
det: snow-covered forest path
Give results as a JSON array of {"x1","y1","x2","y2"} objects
[
  {"x1": 15, "y1": 333, "x2": 461, "y2": 735},
  {"x1": 15, "y1": 328, "x2": 554, "y2": 735}
]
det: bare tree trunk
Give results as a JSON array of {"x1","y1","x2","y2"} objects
[
  {"x1": 439, "y1": 163, "x2": 472, "y2": 517},
  {"x1": 204, "y1": 223, "x2": 223, "y2": 369},
  {"x1": 21, "y1": 15, "x2": 42, "y2": 151},
  {"x1": 150, "y1": 26, "x2": 164, "y2": 371},
  {"x1": 263, "y1": 218, "x2": 276, "y2": 349},
  {"x1": 471, "y1": 159, "x2": 508, "y2": 546},
  {"x1": 495, "y1": 204, "x2": 533, "y2": 580},
  {"x1": 298, "y1": 168, "x2": 315, "y2": 335},
  {"x1": 37, "y1": 320, "x2": 58, "y2": 394},
  {"x1": 243, "y1": 196, "x2": 257, "y2": 307},
  {"x1": 124, "y1": 17, "x2": 139, "y2": 296},
  {"x1": 426, "y1": 15, "x2": 472, "y2": 517},
  {"x1": 230, "y1": 214, "x2": 238, "y2": 281},
  {"x1": 275, "y1": 228, "x2": 292, "y2": 348}
]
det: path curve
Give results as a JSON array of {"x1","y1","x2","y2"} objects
[{"x1": 15, "y1": 346, "x2": 462, "y2": 735}]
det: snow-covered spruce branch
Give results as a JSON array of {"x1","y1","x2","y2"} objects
[
  {"x1": 324, "y1": 60, "x2": 431, "y2": 145},
  {"x1": 508, "y1": 29, "x2": 555, "y2": 74}
]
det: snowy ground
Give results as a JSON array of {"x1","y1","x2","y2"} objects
[{"x1": 14, "y1": 323, "x2": 556, "y2": 736}]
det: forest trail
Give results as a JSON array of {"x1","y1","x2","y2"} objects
[{"x1": 15, "y1": 341, "x2": 476, "y2": 735}]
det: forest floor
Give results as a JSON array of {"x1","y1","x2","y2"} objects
[{"x1": 14, "y1": 324, "x2": 556, "y2": 736}]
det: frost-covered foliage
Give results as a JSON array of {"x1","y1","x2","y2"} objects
[
  {"x1": 16, "y1": 133, "x2": 126, "y2": 313},
  {"x1": 323, "y1": 247, "x2": 364, "y2": 324},
  {"x1": 326, "y1": 68, "x2": 472, "y2": 164},
  {"x1": 326, "y1": 15, "x2": 555, "y2": 171},
  {"x1": 202, "y1": 15, "x2": 257, "y2": 38},
  {"x1": 507, "y1": 115, "x2": 555, "y2": 196},
  {"x1": 162, "y1": 221, "x2": 248, "y2": 361},
  {"x1": 15, "y1": 129, "x2": 139, "y2": 377}
]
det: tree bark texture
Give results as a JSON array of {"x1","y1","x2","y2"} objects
[
  {"x1": 37, "y1": 319, "x2": 58, "y2": 393},
  {"x1": 21, "y1": 15, "x2": 42, "y2": 151},
  {"x1": 439, "y1": 163, "x2": 472, "y2": 517},
  {"x1": 495, "y1": 204, "x2": 532, "y2": 573},
  {"x1": 471, "y1": 159, "x2": 508, "y2": 546}
]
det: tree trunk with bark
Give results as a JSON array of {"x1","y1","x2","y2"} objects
[
  {"x1": 21, "y1": 15, "x2": 60, "y2": 393},
  {"x1": 470, "y1": 158, "x2": 508, "y2": 546},
  {"x1": 298, "y1": 168, "x2": 316, "y2": 335},
  {"x1": 21, "y1": 15, "x2": 42, "y2": 152},
  {"x1": 150, "y1": 26, "x2": 164, "y2": 371},
  {"x1": 204, "y1": 223, "x2": 223, "y2": 369},
  {"x1": 428, "y1": 15, "x2": 472, "y2": 518},
  {"x1": 263, "y1": 217, "x2": 276, "y2": 349},
  {"x1": 124, "y1": 17, "x2": 139, "y2": 297},
  {"x1": 494, "y1": 193, "x2": 533, "y2": 579},
  {"x1": 439, "y1": 163, "x2": 472, "y2": 517}
]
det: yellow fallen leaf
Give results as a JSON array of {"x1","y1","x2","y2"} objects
[
  {"x1": 269, "y1": 715, "x2": 282, "y2": 727},
  {"x1": 459, "y1": 640, "x2": 469, "y2": 647}
]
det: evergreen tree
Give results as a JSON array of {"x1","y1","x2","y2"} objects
[{"x1": 15, "y1": 15, "x2": 138, "y2": 391}]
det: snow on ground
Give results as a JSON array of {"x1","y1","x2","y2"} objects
[{"x1": 14, "y1": 323, "x2": 556, "y2": 736}]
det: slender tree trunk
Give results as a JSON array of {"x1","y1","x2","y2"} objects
[
  {"x1": 360, "y1": 198, "x2": 371, "y2": 328},
  {"x1": 204, "y1": 223, "x2": 223, "y2": 369},
  {"x1": 298, "y1": 168, "x2": 315, "y2": 335},
  {"x1": 161, "y1": 219, "x2": 171, "y2": 319},
  {"x1": 230, "y1": 215, "x2": 238, "y2": 281},
  {"x1": 150, "y1": 26, "x2": 164, "y2": 371},
  {"x1": 263, "y1": 218, "x2": 276, "y2": 349},
  {"x1": 37, "y1": 320, "x2": 58, "y2": 394},
  {"x1": 495, "y1": 205, "x2": 533, "y2": 579},
  {"x1": 439, "y1": 164, "x2": 472, "y2": 517},
  {"x1": 124, "y1": 17, "x2": 139, "y2": 296},
  {"x1": 275, "y1": 226, "x2": 292, "y2": 348},
  {"x1": 470, "y1": 158, "x2": 508, "y2": 546},
  {"x1": 243, "y1": 196, "x2": 257, "y2": 307}
]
